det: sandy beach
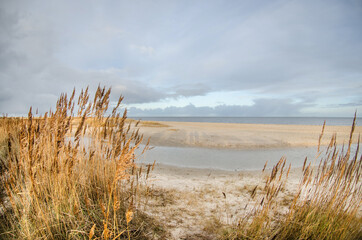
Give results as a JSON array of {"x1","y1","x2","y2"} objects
[
  {"x1": 143, "y1": 163, "x2": 303, "y2": 239},
  {"x1": 134, "y1": 121, "x2": 361, "y2": 239},
  {"x1": 137, "y1": 121, "x2": 361, "y2": 149}
]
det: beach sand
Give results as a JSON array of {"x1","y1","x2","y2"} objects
[
  {"x1": 137, "y1": 121, "x2": 361, "y2": 149},
  {"x1": 133, "y1": 121, "x2": 361, "y2": 239},
  {"x1": 143, "y1": 164, "x2": 303, "y2": 239}
]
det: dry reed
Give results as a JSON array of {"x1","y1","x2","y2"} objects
[
  {"x1": 0, "y1": 87, "x2": 165, "y2": 239},
  {"x1": 220, "y1": 115, "x2": 361, "y2": 240}
]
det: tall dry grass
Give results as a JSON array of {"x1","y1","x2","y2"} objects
[
  {"x1": 221, "y1": 116, "x2": 362, "y2": 240},
  {"x1": 0, "y1": 87, "x2": 164, "y2": 239}
]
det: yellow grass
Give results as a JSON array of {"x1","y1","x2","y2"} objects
[
  {"x1": 0, "y1": 87, "x2": 166, "y2": 239},
  {"x1": 138, "y1": 121, "x2": 169, "y2": 128},
  {"x1": 217, "y1": 117, "x2": 362, "y2": 240}
]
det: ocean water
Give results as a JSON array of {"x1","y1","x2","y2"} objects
[{"x1": 130, "y1": 117, "x2": 360, "y2": 126}]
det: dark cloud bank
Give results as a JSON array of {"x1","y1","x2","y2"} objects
[{"x1": 128, "y1": 98, "x2": 310, "y2": 117}]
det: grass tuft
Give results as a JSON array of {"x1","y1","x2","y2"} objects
[{"x1": 217, "y1": 114, "x2": 362, "y2": 240}]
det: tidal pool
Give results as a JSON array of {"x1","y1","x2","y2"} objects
[
  {"x1": 136, "y1": 144, "x2": 359, "y2": 171},
  {"x1": 136, "y1": 145, "x2": 326, "y2": 171}
]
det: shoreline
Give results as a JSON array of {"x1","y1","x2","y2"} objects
[
  {"x1": 134, "y1": 120, "x2": 360, "y2": 239},
  {"x1": 142, "y1": 162, "x2": 305, "y2": 176},
  {"x1": 130, "y1": 116, "x2": 361, "y2": 127},
  {"x1": 135, "y1": 120, "x2": 361, "y2": 149},
  {"x1": 134, "y1": 120, "x2": 360, "y2": 172}
]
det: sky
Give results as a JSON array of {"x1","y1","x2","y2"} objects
[{"x1": 0, "y1": 0, "x2": 361, "y2": 117}]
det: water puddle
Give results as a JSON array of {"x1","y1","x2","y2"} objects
[
  {"x1": 136, "y1": 144, "x2": 359, "y2": 171},
  {"x1": 137, "y1": 145, "x2": 318, "y2": 171}
]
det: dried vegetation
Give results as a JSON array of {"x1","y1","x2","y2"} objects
[
  {"x1": 0, "y1": 87, "x2": 167, "y2": 239},
  {"x1": 217, "y1": 117, "x2": 362, "y2": 240}
]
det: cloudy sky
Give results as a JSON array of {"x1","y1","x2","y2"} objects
[{"x1": 1, "y1": 0, "x2": 361, "y2": 117}]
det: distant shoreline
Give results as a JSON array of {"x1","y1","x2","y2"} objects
[
  {"x1": 134, "y1": 120, "x2": 361, "y2": 149},
  {"x1": 129, "y1": 116, "x2": 360, "y2": 126}
]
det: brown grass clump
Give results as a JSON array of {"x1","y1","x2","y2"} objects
[
  {"x1": 221, "y1": 116, "x2": 362, "y2": 240},
  {"x1": 138, "y1": 121, "x2": 169, "y2": 128},
  {"x1": 0, "y1": 86, "x2": 166, "y2": 239}
]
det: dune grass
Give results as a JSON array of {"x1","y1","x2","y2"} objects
[
  {"x1": 217, "y1": 117, "x2": 362, "y2": 240},
  {"x1": 0, "y1": 87, "x2": 166, "y2": 239},
  {"x1": 138, "y1": 121, "x2": 169, "y2": 128}
]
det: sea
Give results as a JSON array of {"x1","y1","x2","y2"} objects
[
  {"x1": 130, "y1": 117, "x2": 360, "y2": 126},
  {"x1": 132, "y1": 117, "x2": 360, "y2": 171}
]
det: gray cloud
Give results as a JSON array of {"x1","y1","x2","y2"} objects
[
  {"x1": 0, "y1": 2, "x2": 168, "y2": 114},
  {"x1": 171, "y1": 83, "x2": 211, "y2": 97},
  {"x1": 0, "y1": 0, "x2": 361, "y2": 116},
  {"x1": 328, "y1": 101, "x2": 362, "y2": 108},
  {"x1": 128, "y1": 98, "x2": 310, "y2": 117}
]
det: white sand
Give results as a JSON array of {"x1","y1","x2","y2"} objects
[{"x1": 142, "y1": 164, "x2": 303, "y2": 239}]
